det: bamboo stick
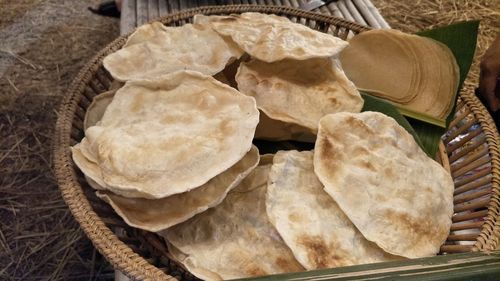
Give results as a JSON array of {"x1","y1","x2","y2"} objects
[
  {"x1": 452, "y1": 156, "x2": 491, "y2": 178},
  {"x1": 440, "y1": 244, "x2": 474, "y2": 253},
  {"x1": 449, "y1": 136, "x2": 487, "y2": 163},
  {"x1": 448, "y1": 107, "x2": 471, "y2": 130},
  {"x1": 136, "y1": 0, "x2": 148, "y2": 26},
  {"x1": 337, "y1": 1, "x2": 355, "y2": 23},
  {"x1": 454, "y1": 177, "x2": 491, "y2": 196},
  {"x1": 95, "y1": 68, "x2": 112, "y2": 90},
  {"x1": 360, "y1": 0, "x2": 389, "y2": 28},
  {"x1": 80, "y1": 90, "x2": 92, "y2": 110},
  {"x1": 454, "y1": 197, "x2": 490, "y2": 213},
  {"x1": 120, "y1": 0, "x2": 137, "y2": 35},
  {"x1": 451, "y1": 145, "x2": 489, "y2": 171},
  {"x1": 438, "y1": 141, "x2": 451, "y2": 172},
  {"x1": 70, "y1": 128, "x2": 81, "y2": 144},
  {"x1": 75, "y1": 107, "x2": 86, "y2": 123},
  {"x1": 289, "y1": 0, "x2": 300, "y2": 8},
  {"x1": 344, "y1": 0, "x2": 368, "y2": 26},
  {"x1": 452, "y1": 209, "x2": 489, "y2": 222},
  {"x1": 447, "y1": 233, "x2": 479, "y2": 241},
  {"x1": 336, "y1": 1, "x2": 355, "y2": 38},
  {"x1": 450, "y1": 221, "x2": 483, "y2": 231},
  {"x1": 88, "y1": 79, "x2": 105, "y2": 95},
  {"x1": 148, "y1": 0, "x2": 159, "y2": 20},
  {"x1": 282, "y1": 0, "x2": 293, "y2": 8},
  {"x1": 444, "y1": 118, "x2": 476, "y2": 144},
  {"x1": 352, "y1": 0, "x2": 379, "y2": 27},
  {"x1": 273, "y1": 0, "x2": 284, "y2": 6},
  {"x1": 327, "y1": 2, "x2": 344, "y2": 19},
  {"x1": 454, "y1": 166, "x2": 491, "y2": 188},
  {"x1": 158, "y1": 0, "x2": 168, "y2": 17},
  {"x1": 73, "y1": 118, "x2": 84, "y2": 133},
  {"x1": 446, "y1": 129, "x2": 483, "y2": 153},
  {"x1": 168, "y1": 0, "x2": 179, "y2": 17},
  {"x1": 453, "y1": 188, "x2": 491, "y2": 204},
  {"x1": 197, "y1": 0, "x2": 209, "y2": 6}
]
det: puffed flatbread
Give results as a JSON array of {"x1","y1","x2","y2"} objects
[{"x1": 314, "y1": 112, "x2": 454, "y2": 258}]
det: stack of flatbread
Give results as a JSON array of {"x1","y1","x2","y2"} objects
[
  {"x1": 73, "y1": 70, "x2": 260, "y2": 231},
  {"x1": 71, "y1": 12, "x2": 456, "y2": 281},
  {"x1": 339, "y1": 29, "x2": 459, "y2": 120}
]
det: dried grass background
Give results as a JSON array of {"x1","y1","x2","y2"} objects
[{"x1": 0, "y1": 0, "x2": 498, "y2": 280}]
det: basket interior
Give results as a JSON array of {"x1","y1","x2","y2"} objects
[{"x1": 56, "y1": 5, "x2": 499, "y2": 280}]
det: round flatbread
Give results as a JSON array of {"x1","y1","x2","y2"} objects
[
  {"x1": 163, "y1": 155, "x2": 304, "y2": 280},
  {"x1": 196, "y1": 13, "x2": 348, "y2": 62},
  {"x1": 267, "y1": 150, "x2": 402, "y2": 269},
  {"x1": 236, "y1": 57, "x2": 363, "y2": 133},
  {"x1": 95, "y1": 146, "x2": 259, "y2": 232},
  {"x1": 314, "y1": 112, "x2": 454, "y2": 258},
  {"x1": 81, "y1": 70, "x2": 259, "y2": 199},
  {"x1": 103, "y1": 22, "x2": 243, "y2": 81}
]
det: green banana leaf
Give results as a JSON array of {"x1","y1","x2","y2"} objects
[{"x1": 362, "y1": 21, "x2": 479, "y2": 157}]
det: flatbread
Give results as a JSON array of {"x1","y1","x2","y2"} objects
[
  {"x1": 314, "y1": 112, "x2": 454, "y2": 258},
  {"x1": 84, "y1": 90, "x2": 115, "y2": 130},
  {"x1": 80, "y1": 71, "x2": 259, "y2": 199},
  {"x1": 267, "y1": 150, "x2": 401, "y2": 269},
  {"x1": 236, "y1": 57, "x2": 363, "y2": 132},
  {"x1": 163, "y1": 155, "x2": 304, "y2": 280},
  {"x1": 95, "y1": 146, "x2": 259, "y2": 232},
  {"x1": 196, "y1": 13, "x2": 348, "y2": 62},
  {"x1": 339, "y1": 30, "x2": 419, "y2": 103},
  {"x1": 103, "y1": 22, "x2": 243, "y2": 81},
  {"x1": 339, "y1": 29, "x2": 459, "y2": 119}
]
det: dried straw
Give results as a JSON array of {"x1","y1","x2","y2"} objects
[{"x1": 0, "y1": 0, "x2": 498, "y2": 279}]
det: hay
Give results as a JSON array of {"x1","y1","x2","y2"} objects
[
  {"x1": 0, "y1": 0, "x2": 497, "y2": 279},
  {"x1": 0, "y1": 0, "x2": 119, "y2": 279}
]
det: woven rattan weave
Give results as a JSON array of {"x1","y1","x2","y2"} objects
[{"x1": 52, "y1": 5, "x2": 500, "y2": 280}]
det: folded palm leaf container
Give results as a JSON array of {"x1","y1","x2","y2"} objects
[{"x1": 52, "y1": 5, "x2": 500, "y2": 281}]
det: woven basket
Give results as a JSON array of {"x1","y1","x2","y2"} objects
[{"x1": 52, "y1": 5, "x2": 500, "y2": 280}]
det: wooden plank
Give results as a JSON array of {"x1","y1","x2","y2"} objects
[
  {"x1": 120, "y1": 0, "x2": 137, "y2": 35},
  {"x1": 240, "y1": 251, "x2": 500, "y2": 280},
  {"x1": 148, "y1": 0, "x2": 159, "y2": 21}
]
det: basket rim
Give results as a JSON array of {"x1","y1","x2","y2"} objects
[{"x1": 51, "y1": 4, "x2": 500, "y2": 281}]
